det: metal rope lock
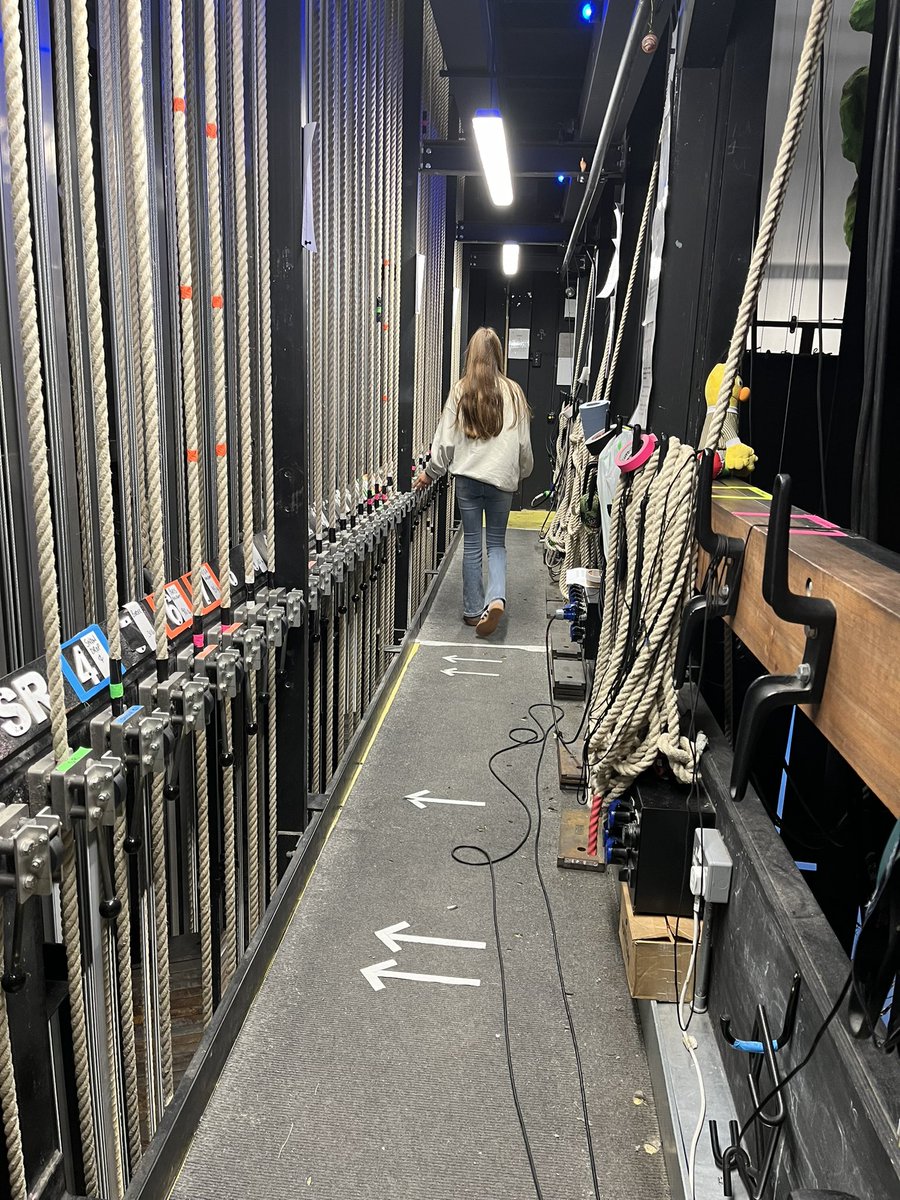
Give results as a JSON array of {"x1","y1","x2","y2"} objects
[
  {"x1": 88, "y1": 702, "x2": 174, "y2": 855},
  {"x1": 0, "y1": 803, "x2": 61, "y2": 993}
]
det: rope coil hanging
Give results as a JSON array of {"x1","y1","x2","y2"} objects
[{"x1": 585, "y1": 0, "x2": 834, "y2": 805}]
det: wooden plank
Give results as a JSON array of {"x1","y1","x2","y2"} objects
[
  {"x1": 556, "y1": 808, "x2": 605, "y2": 871},
  {"x1": 710, "y1": 483, "x2": 900, "y2": 817},
  {"x1": 557, "y1": 737, "x2": 586, "y2": 789}
]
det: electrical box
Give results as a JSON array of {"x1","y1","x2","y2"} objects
[{"x1": 612, "y1": 773, "x2": 715, "y2": 918}]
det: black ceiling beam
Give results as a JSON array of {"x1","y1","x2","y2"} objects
[
  {"x1": 429, "y1": 0, "x2": 494, "y2": 131},
  {"x1": 561, "y1": 0, "x2": 658, "y2": 227},
  {"x1": 421, "y1": 140, "x2": 598, "y2": 177},
  {"x1": 456, "y1": 221, "x2": 567, "y2": 245}
]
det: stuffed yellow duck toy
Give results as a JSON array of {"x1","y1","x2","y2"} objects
[{"x1": 699, "y1": 362, "x2": 757, "y2": 475}]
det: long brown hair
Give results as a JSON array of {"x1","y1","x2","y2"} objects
[{"x1": 455, "y1": 327, "x2": 529, "y2": 440}]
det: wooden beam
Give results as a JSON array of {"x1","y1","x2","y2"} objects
[{"x1": 709, "y1": 483, "x2": 900, "y2": 817}]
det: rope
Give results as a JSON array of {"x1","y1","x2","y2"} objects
[
  {"x1": 253, "y1": 0, "x2": 278, "y2": 904},
  {"x1": 113, "y1": 812, "x2": 142, "y2": 1162},
  {"x1": 60, "y1": 834, "x2": 97, "y2": 1191},
  {"x1": 0, "y1": 0, "x2": 100, "y2": 1187},
  {"x1": 194, "y1": 731, "x2": 214, "y2": 1023},
  {"x1": 221, "y1": 702, "x2": 238, "y2": 986},
  {"x1": 204, "y1": 0, "x2": 231, "y2": 615},
  {"x1": 601, "y1": 156, "x2": 659, "y2": 408},
  {"x1": 586, "y1": 442, "x2": 703, "y2": 800},
  {"x1": 102, "y1": 927, "x2": 125, "y2": 1199},
  {"x1": 0, "y1": 990, "x2": 24, "y2": 1200},
  {"x1": 149, "y1": 776, "x2": 173, "y2": 1100},
  {"x1": 705, "y1": 0, "x2": 833, "y2": 449}
]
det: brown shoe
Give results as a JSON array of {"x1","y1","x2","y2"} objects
[{"x1": 476, "y1": 601, "x2": 505, "y2": 638}]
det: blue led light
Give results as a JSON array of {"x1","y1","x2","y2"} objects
[
  {"x1": 581, "y1": 2, "x2": 593, "y2": 20},
  {"x1": 557, "y1": 174, "x2": 567, "y2": 184}
]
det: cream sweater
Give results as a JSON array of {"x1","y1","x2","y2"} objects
[{"x1": 424, "y1": 381, "x2": 534, "y2": 494}]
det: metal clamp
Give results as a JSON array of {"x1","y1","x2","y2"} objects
[
  {"x1": 675, "y1": 449, "x2": 746, "y2": 688},
  {"x1": 730, "y1": 475, "x2": 836, "y2": 800},
  {"x1": 0, "y1": 803, "x2": 62, "y2": 992}
]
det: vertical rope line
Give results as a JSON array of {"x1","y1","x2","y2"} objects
[
  {"x1": 170, "y1": 0, "x2": 205, "y2": 618},
  {"x1": 706, "y1": 0, "x2": 833, "y2": 448},
  {"x1": 60, "y1": 834, "x2": 97, "y2": 1191},
  {"x1": 0, "y1": 0, "x2": 101, "y2": 1188},
  {"x1": 123, "y1": 0, "x2": 168, "y2": 662},
  {"x1": 231, "y1": 0, "x2": 254, "y2": 587},
  {"x1": 122, "y1": 0, "x2": 173, "y2": 1108},
  {"x1": 192, "y1": 731, "x2": 213, "y2": 1023},
  {"x1": 231, "y1": 0, "x2": 261, "y2": 945},
  {"x1": 221, "y1": 701, "x2": 238, "y2": 985},
  {"x1": 0, "y1": 988, "x2": 24, "y2": 1200},
  {"x1": 112, "y1": 812, "x2": 142, "y2": 1160},
  {"x1": 254, "y1": 0, "x2": 277, "y2": 902},
  {"x1": 68, "y1": 0, "x2": 144, "y2": 1175},
  {"x1": 102, "y1": 926, "x2": 125, "y2": 1199},
  {"x1": 204, "y1": 0, "x2": 231, "y2": 613},
  {"x1": 602, "y1": 156, "x2": 658, "y2": 408}
]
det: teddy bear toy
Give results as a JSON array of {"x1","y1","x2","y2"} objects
[{"x1": 699, "y1": 362, "x2": 757, "y2": 475}]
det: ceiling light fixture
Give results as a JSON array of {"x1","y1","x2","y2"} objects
[
  {"x1": 502, "y1": 242, "x2": 520, "y2": 276},
  {"x1": 472, "y1": 109, "x2": 514, "y2": 207}
]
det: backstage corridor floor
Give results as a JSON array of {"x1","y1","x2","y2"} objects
[{"x1": 169, "y1": 529, "x2": 671, "y2": 1200}]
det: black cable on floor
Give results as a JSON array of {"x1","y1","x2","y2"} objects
[{"x1": 454, "y1": 635, "x2": 602, "y2": 1200}]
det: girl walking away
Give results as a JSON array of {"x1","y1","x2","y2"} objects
[{"x1": 414, "y1": 327, "x2": 533, "y2": 638}]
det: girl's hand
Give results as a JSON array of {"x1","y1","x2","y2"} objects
[{"x1": 413, "y1": 470, "x2": 430, "y2": 491}]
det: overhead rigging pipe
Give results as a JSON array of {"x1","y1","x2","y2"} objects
[{"x1": 560, "y1": 0, "x2": 653, "y2": 276}]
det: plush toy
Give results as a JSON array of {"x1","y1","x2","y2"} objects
[{"x1": 699, "y1": 363, "x2": 757, "y2": 475}]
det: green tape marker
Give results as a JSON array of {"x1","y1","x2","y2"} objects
[
  {"x1": 109, "y1": 682, "x2": 125, "y2": 699},
  {"x1": 57, "y1": 745, "x2": 92, "y2": 773}
]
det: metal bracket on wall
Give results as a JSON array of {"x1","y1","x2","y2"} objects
[
  {"x1": 674, "y1": 449, "x2": 746, "y2": 687},
  {"x1": 730, "y1": 474, "x2": 836, "y2": 801}
]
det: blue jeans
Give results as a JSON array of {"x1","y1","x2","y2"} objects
[{"x1": 455, "y1": 475, "x2": 513, "y2": 618}]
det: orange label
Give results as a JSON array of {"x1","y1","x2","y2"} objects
[{"x1": 173, "y1": 96, "x2": 186, "y2": 113}]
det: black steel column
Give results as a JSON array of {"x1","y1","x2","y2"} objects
[
  {"x1": 436, "y1": 170, "x2": 458, "y2": 556},
  {"x1": 393, "y1": 0, "x2": 424, "y2": 639},
  {"x1": 267, "y1": 0, "x2": 309, "y2": 842}
]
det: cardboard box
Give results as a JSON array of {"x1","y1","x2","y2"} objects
[{"x1": 618, "y1": 883, "x2": 698, "y2": 1003}]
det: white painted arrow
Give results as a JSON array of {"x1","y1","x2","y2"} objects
[
  {"x1": 405, "y1": 789, "x2": 485, "y2": 810},
  {"x1": 361, "y1": 958, "x2": 481, "y2": 992},
  {"x1": 374, "y1": 921, "x2": 486, "y2": 953},
  {"x1": 440, "y1": 665, "x2": 499, "y2": 678},
  {"x1": 442, "y1": 654, "x2": 503, "y2": 665}
]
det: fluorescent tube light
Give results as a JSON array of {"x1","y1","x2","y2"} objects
[
  {"x1": 502, "y1": 242, "x2": 520, "y2": 276},
  {"x1": 472, "y1": 109, "x2": 514, "y2": 207}
]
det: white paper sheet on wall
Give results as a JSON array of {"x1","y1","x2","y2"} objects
[
  {"x1": 556, "y1": 331, "x2": 574, "y2": 386},
  {"x1": 508, "y1": 328, "x2": 530, "y2": 360}
]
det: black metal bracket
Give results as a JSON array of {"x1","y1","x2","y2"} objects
[
  {"x1": 710, "y1": 1004, "x2": 786, "y2": 1198},
  {"x1": 721, "y1": 971, "x2": 801, "y2": 1053},
  {"x1": 730, "y1": 474, "x2": 836, "y2": 800},
  {"x1": 674, "y1": 449, "x2": 746, "y2": 688}
]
